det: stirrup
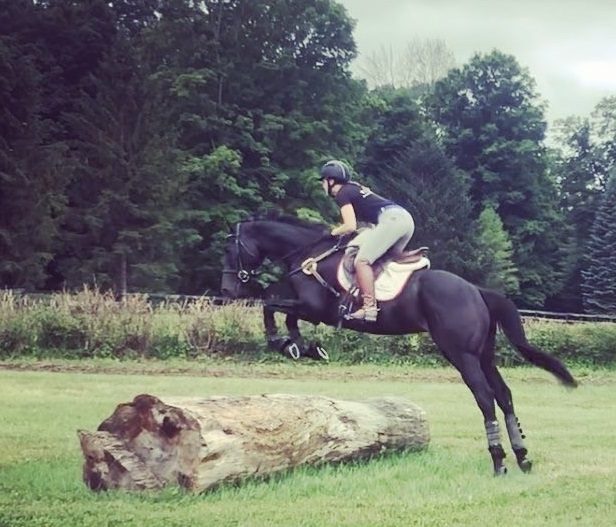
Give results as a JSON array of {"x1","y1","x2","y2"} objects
[{"x1": 347, "y1": 305, "x2": 379, "y2": 322}]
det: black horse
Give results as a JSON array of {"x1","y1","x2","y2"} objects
[{"x1": 220, "y1": 214, "x2": 577, "y2": 475}]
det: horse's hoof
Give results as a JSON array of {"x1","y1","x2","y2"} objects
[
  {"x1": 282, "y1": 341, "x2": 301, "y2": 360},
  {"x1": 518, "y1": 458, "x2": 533, "y2": 473},
  {"x1": 303, "y1": 342, "x2": 329, "y2": 361},
  {"x1": 494, "y1": 465, "x2": 508, "y2": 476},
  {"x1": 267, "y1": 336, "x2": 286, "y2": 351},
  {"x1": 314, "y1": 345, "x2": 329, "y2": 361}
]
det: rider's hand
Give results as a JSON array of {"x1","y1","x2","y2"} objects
[{"x1": 331, "y1": 224, "x2": 353, "y2": 237}]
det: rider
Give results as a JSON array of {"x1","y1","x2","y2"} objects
[{"x1": 319, "y1": 160, "x2": 415, "y2": 322}]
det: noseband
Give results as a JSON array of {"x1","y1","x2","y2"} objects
[{"x1": 222, "y1": 222, "x2": 259, "y2": 284}]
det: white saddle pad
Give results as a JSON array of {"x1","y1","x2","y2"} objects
[{"x1": 337, "y1": 257, "x2": 430, "y2": 301}]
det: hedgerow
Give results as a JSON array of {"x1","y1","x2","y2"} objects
[{"x1": 0, "y1": 290, "x2": 614, "y2": 365}]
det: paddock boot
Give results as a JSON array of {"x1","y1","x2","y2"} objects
[
  {"x1": 348, "y1": 294, "x2": 379, "y2": 322},
  {"x1": 347, "y1": 260, "x2": 379, "y2": 322}
]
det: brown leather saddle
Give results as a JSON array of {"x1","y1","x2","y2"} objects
[{"x1": 342, "y1": 246, "x2": 430, "y2": 280}]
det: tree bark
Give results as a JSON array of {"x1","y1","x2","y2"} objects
[{"x1": 78, "y1": 393, "x2": 429, "y2": 493}]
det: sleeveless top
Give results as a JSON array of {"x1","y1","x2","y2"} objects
[{"x1": 334, "y1": 182, "x2": 396, "y2": 224}]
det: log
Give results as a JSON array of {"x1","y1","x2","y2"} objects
[{"x1": 78, "y1": 393, "x2": 429, "y2": 493}]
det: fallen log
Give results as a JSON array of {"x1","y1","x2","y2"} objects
[{"x1": 78, "y1": 393, "x2": 429, "y2": 493}]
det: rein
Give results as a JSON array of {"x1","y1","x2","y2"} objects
[
  {"x1": 288, "y1": 237, "x2": 347, "y2": 298},
  {"x1": 224, "y1": 221, "x2": 347, "y2": 296}
]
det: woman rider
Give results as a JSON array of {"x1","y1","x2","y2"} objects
[{"x1": 319, "y1": 160, "x2": 415, "y2": 322}]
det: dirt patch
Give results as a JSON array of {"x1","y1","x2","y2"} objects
[
  {"x1": 1, "y1": 358, "x2": 613, "y2": 385},
  {"x1": 0, "y1": 359, "x2": 459, "y2": 382}
]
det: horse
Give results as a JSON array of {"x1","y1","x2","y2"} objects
[{"x1": 220, "y1": 213, "x2": 578, "y2": 475}]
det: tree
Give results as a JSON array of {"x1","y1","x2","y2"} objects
[
  {"x1": 0, "y1": 1, "x2": 71, "y2": 289},
  {"x1": 56, "y1": 33, "x2": 191, "y2": 293},
  {"x1": 429, "y1": 50, "x2": 565, "y2": 306},
  {"x1": 581, "y1": 171, "x2": 616, "y2": 314},
  {"x1": 474, "y1": 207, "x2": 519, "y2": 295},
  {"x1": 142, "y1": 0, "x2": 366, "y2": 293},
  {"x1": 360, "y1": 89, "x2": 476, "y2": 277},
  {"x1": 547, "y1": 117, "x2": 604, "y2": 311},
  {"x1": 358, "y1": 38, "x2": 455, "y2": 89},
  {"x1": 591, "y1": 96, "x2": 616, "y2": 181}
]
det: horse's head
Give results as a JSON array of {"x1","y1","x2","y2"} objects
[
  {"x1": 220, "y1": 214, "x2": 330, "y2": 298},
  {"x1": 220, "y1": 222, "x2": 264, "y2": 298}
]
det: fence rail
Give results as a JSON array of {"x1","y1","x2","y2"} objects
[{"x1": 134, "y1": 294, "x2": 616, "y2": 322}]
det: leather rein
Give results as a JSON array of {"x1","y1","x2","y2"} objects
[{"x1": 223, "y1": 222, "x2": 346, "y2": 296}]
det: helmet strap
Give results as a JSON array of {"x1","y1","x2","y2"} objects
[{"x1": 327, "y1": 179, "x2": 336, "y2": 197}]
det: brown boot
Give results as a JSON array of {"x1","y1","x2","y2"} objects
[
  {"x1": 348, "y1": 294, "x2": 379, "y2": 322},
  {"x1": 348, "y1": 260, "x2": 379, "y2": 322}
]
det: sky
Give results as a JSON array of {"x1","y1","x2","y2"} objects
[{"x1": 337, "y1": 0, "x2": 616, "y2": 124}]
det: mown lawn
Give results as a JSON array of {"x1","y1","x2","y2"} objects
[{"x1": 0, "y1": 361, "x2": 614, "y2": 527}]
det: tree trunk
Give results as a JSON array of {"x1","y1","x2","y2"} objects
[{"x1": 78, "y1": 393, "x2": 429, "y2": 493}]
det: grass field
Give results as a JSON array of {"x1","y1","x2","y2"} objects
[{"x1": 0, "y1": 360, "x2": 615, "y2": 526}]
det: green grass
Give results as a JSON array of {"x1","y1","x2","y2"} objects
[{"x1": 0, "y1": 362, "x2": 615, "y2": 526}]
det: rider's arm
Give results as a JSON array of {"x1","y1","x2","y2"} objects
[{"x1": 331, "y1": 204, "x2": 357, "y2": 236}]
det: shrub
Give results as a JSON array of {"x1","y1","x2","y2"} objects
[{"x1": 0, "y1": 290, "x2": 615, "y2": 366}]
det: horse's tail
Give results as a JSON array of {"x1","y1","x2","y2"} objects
[{"x1": 479, "y1": 288, "x2": 578, "y2": 388}]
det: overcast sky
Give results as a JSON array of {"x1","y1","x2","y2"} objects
[{"x1": 338, "y1": 0, "x2": 616, "y2": 124}]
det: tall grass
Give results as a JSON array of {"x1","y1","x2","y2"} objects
[{"x1": 0, "y1": 289, "x2": 615, "y2": 365}]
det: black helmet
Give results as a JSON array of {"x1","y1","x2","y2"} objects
[{"x1": 319, "y1": 160, "x2": 351, "y2": 183}]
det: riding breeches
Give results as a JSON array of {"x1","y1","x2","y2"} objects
[{"x1": 354, "y1": 206, "x2": 415, "y2": 264}]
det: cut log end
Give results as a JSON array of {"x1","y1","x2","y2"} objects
[{"x1": 79, "y1": 393, "x2": 429, "y2": 493}]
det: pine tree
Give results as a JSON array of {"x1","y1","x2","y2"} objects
[
  {"x1": 360, "y1": 89, "x2": 477, "y2": 277},
  {"x1": 581, "y1": 171, "x2": 616, "y2": 314},
  {"x1": 547, "y1": 117, "x2": 604, "y2": 311},
  {"x1": 474, "y1": 207, "x2": 519, "y2": 295},
  {"x1": 0, "y1": 2, "x2": 70, "y2": 289}
]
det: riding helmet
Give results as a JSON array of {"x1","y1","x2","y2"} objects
[{"x1": 319, "y1": 160, "x2": 351, "y2": 183}]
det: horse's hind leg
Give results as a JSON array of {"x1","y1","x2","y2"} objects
[
  {"x1": 485, "y1": 365, "x2": 532, "y2": 473},
  {"x1": 455, "y1": 353, "x2": 508, "y2": 475},
  {"x1": 430, "y1": 330, "x2": 508, "y2": 475},
  {"x1": 479, "y1": 334, "x2": 532, "y2": 473}
]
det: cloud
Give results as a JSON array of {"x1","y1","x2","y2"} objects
[
  {"x1": 572, "y1": 61, "x2": 616, "y2": 89},
  {"x1": 339, "y1": 0, "x2": 616, "y2": 121}
]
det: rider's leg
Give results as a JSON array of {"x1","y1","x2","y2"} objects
[
  {"x1": 388, "y1": 211, "x2": 415, "y2": 258},
  {"x1": 348, "y1": 207, "x2": 414, "y2": 321},
  {"x1": 348, "y1": 258, "x2": 378, "y2": 321}
]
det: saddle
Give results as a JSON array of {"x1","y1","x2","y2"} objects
[{"x1": 338, "y1": 245, "x2": 430, "y2": 302}]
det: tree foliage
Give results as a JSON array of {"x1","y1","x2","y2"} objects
[
  {"x1": 581, "y1": 171, "x2": 616, "y2": 314},
  {"x1": 429, "y1": 50, "x2": 564, "y2": 306},
  {"x1": 474, "y1": 207, "x2": 519, "y2": 295},
  {"x1": 0, "y1": 1, "x2": 610, "y2": 313},
  {"x1": 547, "y1": 117, "x2": 603, "y2": 311},
  {"x1": 360, "y1": 89, "x2": 476, "y2": 276}
]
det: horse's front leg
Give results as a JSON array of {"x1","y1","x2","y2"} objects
[
  {"x1": 263, "y1": 299, "x2": 304, "y2": 360},
  {"x1": 263, "y1": 301, "x2": 284, "y2": 349},
  {"x1": 284, "y1": 313, "x2": 329, "y2": 361}
]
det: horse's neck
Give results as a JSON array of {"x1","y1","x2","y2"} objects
[{"x1": 253, "y1": 222, "x2": 321, "y2": 261}]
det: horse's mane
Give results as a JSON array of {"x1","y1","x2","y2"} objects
[{"x1": 245, "y1": 210, "x2": 328, "y2": 234}]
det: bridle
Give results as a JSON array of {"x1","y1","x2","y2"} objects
[
  {"x1": 223, "y1": 221, "x2": 347, "y2": 294},
  {"x1": 222, "y1": 222, "x2": 259, "y2": 284}
]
